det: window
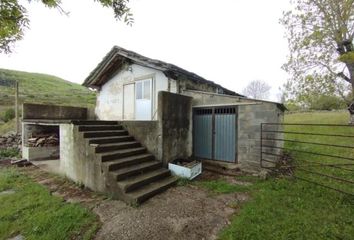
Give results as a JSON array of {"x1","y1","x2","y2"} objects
[
  {"x1": 136, "y1": 79, "x2": 151, "y2": 100},
  {"x1": 143, "y1": 80, "x2": 150, "y2": 99},
  {"x1": 136, "y1": 81, "x2": 143, "y2": 99}
]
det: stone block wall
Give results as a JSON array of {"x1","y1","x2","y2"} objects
[{"x1": 237, "y1": 103, "x2": 284, "y2": 171}]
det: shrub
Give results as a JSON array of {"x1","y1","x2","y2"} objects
[
  {"x1": 309, "y1": 95, "x2": 347, "y2": 111},
  {"x1": 1, "y1": 108, "x2": 15, "y2": 123},
  {"x1": 0, "y1": 148, "x2": 20, "y2": 158}
]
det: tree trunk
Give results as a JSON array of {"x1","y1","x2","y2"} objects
[
  {"x1": 347, "y1": 63, "x2": 354, "y2": 125},
  {"x1": 350, "y1": 112, "x2": 354, "y2": 125}
]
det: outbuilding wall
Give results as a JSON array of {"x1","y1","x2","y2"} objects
[
  {"x1": 95, "y1": 64, "x2": 172, "y2": 120},
  {"x1": 182, "y1": 90, "x2": 284, "y2": 171}
]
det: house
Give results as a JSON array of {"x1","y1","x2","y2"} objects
[{"x1": 21, "y1": 46, "x2": 284, "y2": 204}]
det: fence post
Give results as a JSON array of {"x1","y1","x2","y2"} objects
[{"x1": 15, "y1": 81, "x2": 19, "y2": 134}]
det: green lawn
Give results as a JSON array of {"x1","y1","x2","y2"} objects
[
  {"x1": 0, "y1": 68, "x2": 96, "y2": 108},
  {"x1": 0, "y1": 68, "x2": 96, "y2": 134},
  {"x1": 213, "y1": 110, "x2": 354, "y2": 240},
  {"x1": 0, "y1": 168, "x2": 99, "y2": 240}
]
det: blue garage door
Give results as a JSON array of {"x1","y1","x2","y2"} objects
[{"x1": 193, "y1": 106, "x2": 237, "y2": 162}]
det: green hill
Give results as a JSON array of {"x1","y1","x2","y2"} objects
[{"x1": 0, "y1": 68, "x2": 96, "y2": 109}]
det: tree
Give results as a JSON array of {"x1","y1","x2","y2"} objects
[
  {"x1": 280, "y1": 0, "x2": 354, "y2": 123},
  {"x1": 242, "y1": 80, "x2": 271, "y2": 100},
  {"x1": 0, "y1": 0, "x2": 133, "y2": 54}
]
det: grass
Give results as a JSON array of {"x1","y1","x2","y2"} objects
[
  {"x1": 0, "y1": 68, "x2": 96, "y2": 134},
  {"x1": 196, "y1": 180, "x2": 251, "y2": 194},
  {"x1": 0, "y1": 148, "x2": 20, "y2": 158},
  {"x1": 0, "y1": 68, "x2": 96, "y2": 108},
  {"x1": 0, "y1": 168, "x2": 99, "y2": 240},
  {"x1": 213, "y1": 110, "x2": 354, "y2": 240},
  {"x1": 0, "y1": 119, "x2": 16, "y2": 135}
]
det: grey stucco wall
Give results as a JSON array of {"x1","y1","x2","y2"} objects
[
  {"x1": 118, "y1": 121, "x2": 162, "y2": 161},
  {"x1": 60, "y1": 124, "x2": 106, "y2": 192},
  {"x1": 158, "y1": 91, "x2": 193, "y2": 165},
  {"x1": 23, "y1": 103, "x2": 88, "y2": 120}
]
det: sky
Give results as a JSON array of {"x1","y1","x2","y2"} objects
[{"x1": 0, "y1": 0, "x2": 291, "y2": 101}]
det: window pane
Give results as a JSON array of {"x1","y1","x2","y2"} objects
[
  {"x1": 143, "y1": 80, "x2": 150, "y2": 99},
  {"x1": 136, "y1": 82, "x2": 142, "y2": 99}
]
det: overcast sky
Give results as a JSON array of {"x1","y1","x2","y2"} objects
[{"x1": 0, "y1": 0, "x2": 291, "y2": 101}]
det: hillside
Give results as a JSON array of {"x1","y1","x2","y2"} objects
[{"x1": 0, "y1": 68, "x2": 96, "y2": 109}]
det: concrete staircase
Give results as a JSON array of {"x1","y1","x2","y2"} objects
[{"x1": 73, "y1": 120, "x2": 177, "y2": 205}]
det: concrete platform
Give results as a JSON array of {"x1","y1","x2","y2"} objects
[{"x1": 31, "y1": 159, "x2": 62, "y2": 175}]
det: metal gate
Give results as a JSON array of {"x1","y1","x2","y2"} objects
[{"x1": 193, "y1": 106, "x2": 237, "y2": 162}]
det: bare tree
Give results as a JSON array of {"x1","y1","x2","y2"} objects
[{"x1": 242, "y1": 80, "x2": 271, "y2": 100}]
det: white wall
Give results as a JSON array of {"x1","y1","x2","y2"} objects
[{"x1": 95, "y1": 64, "x2": 169, "y2": 120}]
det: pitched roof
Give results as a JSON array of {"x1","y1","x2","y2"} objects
[{"x1": 82, "y1": 46, "x2": 242, "y2": 96}]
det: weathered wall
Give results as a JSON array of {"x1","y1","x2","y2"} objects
[
  {"x1": 237, "y1": 103, "x2": 284, "y2": 171},
  {"x1": 182, "y1": 90, "x2": 284, "y2": 171},
  {"x1": 118, "y1": 121, "x2": 162, "y2": 161},
  {"x1": 158, "y1": 91, "x2": 193, "y2": 165},
  {"x1": 23, "y1": 103, "x2": 87, "y2": 120},
  {"x1": 60, "y1": 124, "x2": 106, "y2": 192},
  {"x1": 22, "y1": 146, "x2": 59, "y2": 161},
  {"x1": 96, "y1": 64, "x2": 169, "y2": 120}
]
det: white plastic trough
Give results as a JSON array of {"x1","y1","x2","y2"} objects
[{"x1": 168, "y1": 161, "x2": 202, "y2": 180}]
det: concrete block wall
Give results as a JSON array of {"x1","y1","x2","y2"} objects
[{"x1": 238, "y1": 103, "x2": 284, "y2": 171}]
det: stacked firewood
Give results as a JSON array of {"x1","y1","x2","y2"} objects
[{"x1": 27, "y1": 134, "x2": 59, "y2": 147}]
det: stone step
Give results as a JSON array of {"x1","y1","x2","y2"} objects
[
  {"x1": 118, "y1": 168, "x2": 171, "y2": 193},
  {"x1": 72, "y1": 120, "x2": 119, "y2": 125},
  {"x1": 110, "y1": 161, "x2": 162, "y2": 181},
  {"x1": 125, "y1": 176, "x2": 177, "y2": 204},
  {"x1": 104, "y1": 153, "x2": 154, "y2": 171},
  {"x1": 94, "y1": 141, "x2": 141, "y2": 153},
  {"x1": 100, "y1": 147, "x2": 147, "y2": 162},
  {"x1": 88, "y1": 135, "x2": 134, "y2": 144},
  {"x1": 84, "y1": 130, "x2": 128, "y2": 138},
  {"x1": 78, "y1": 125, "x2": 123, "y2": 132}
]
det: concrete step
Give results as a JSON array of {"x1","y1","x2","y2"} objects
[
  {"x1": 118, "y1": 168, "x2": 171, "y2": 193},
  {"x1": 84, "y1": 130, "x2": 128, "y2": 138},
  {"x1": 94, "y1": 141, "x2": 141, "y2": 153},
  {"x1": 72, "y1": 120, "x2": 119, "y2": 125},
  {"x1": 100, "y1": 147, "x2": 147, "y2": 162},
  {"x1": 104, "y1": 153, "x2": 154, "y2": 171},
  {"x1": 125, "y1": 176, "x2": 177, "y2": 204},
  {"x1": 78, "y1": 125, "x2": 123, "y2": 132},
  {"x1": 88, "y1": 135, "x2": 134, "y2": 144},
  {"x1": 110, "y1": 161, "x2": 162, "y2": 181}
]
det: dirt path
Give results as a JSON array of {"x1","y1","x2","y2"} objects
[{"x1": 14, "y1": 164, "x2": 248, "y2": 240}]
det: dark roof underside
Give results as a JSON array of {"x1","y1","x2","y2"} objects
[{"x1": 83, "y1": 46, "x2": 242, "y2": 96}]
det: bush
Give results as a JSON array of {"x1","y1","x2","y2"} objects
[
  {"x1": 1, "y1": 108, "x2": 15, "y2": 123},
  {"x1": 309, "y1": 95, "x2": 347, "y2": 111},
  {"x1": 0, "y1": 148, "x2": 19, "y2": 158}
]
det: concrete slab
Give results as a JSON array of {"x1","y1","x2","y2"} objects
[{"x1": 31, "y1": 159, "x2": 62, "y2": 175}]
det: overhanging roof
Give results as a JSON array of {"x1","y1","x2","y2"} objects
[{"x1": 83, "y1": 46, "x2": 243, "y2": 96}]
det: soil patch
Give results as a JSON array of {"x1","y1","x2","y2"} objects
[{"x1": 17, "y1": 166, "x2": 248, "y2": 240}]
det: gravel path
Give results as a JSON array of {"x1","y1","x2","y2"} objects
[
  {"x1": 94, "y1": 185, "x2": 248, "y2": 240},
  {"x1": 19, "y1": 165, "x2": 249, "y2": 240}
]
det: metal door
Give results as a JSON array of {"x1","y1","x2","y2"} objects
[
  {"x1": 193, "y1": 108, "x2": 213, "y2": 159},
  {"x1": 193, "y1": 106, "x2": 237, "y2": 162}
]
